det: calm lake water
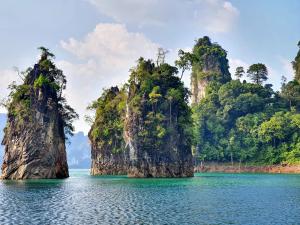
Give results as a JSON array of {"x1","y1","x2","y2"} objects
[{"x1": 0, "y1": 170, "x2": 299, "y2": 225}]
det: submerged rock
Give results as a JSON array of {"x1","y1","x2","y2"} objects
[
  {"x1": 124, "y1": 58, "x2": 194, "y2": 177},
  {"x1": 1, "y1": 48, "x2": 77, "y2": 179},
  {"x1": 89, "y1": 87, "x2": 129, "y2": 175}
]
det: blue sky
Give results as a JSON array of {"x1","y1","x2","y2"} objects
[{"x1": 0, "y1": 0, "x2": 299, "y2": 133}]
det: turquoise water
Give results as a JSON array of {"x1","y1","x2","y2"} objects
[{"x1": 0, "y1": 170, "x2": 300, "y2": 225}]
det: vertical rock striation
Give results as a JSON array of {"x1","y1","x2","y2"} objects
[{"x1": 1, "y1": 48, "x2": 77, "y2": 179}]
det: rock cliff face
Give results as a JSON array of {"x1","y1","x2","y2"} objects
[
  {"x1": 191, "y1": 78, "x2": 208, "y2": 104},
  {"x1": 1, "y1": 48, "x2": 76, "y2": 179},
  {"x1": 191, "y1": 36, "x2": 231, "y2": 104},
  {"x1": 124, "y1": 59, "x2": 194, "y2": 177},
  {"x1": 89, "y1": 87, "x2": 129, "y2": 175}
]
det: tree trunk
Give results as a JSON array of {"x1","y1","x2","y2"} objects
[{"x1": 180, "y1": 69, "x2": 185, "y2": 80}]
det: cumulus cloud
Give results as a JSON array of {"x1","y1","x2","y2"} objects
[
  {"x1": 58, "y1": 23, "x2": 159, "y2": 133},
  {"x1": 89, "y1": 0, "x2": 239, "y2": 33}
]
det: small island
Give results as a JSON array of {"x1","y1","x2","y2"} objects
[
  {"x1": 1, "y1": 48, "x2": 78, "y2": 179},
  {"x1": 89, "y1": 57, "x2": 193, "y2": 177}
]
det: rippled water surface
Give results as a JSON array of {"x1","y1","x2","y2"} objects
[{"x1": 0, "y1": 170, "x2": 300, "y2": 225}]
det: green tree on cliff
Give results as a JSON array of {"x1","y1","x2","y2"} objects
[
  {"x1": 234, "y1": 66, "x2": 245, "y2": 79},
  {"x1": 247, "y1": 63, "x2": 268, "y2": 85},
  {"x1": 175, "y1": 49, "x2": 194, "y2": 79}
]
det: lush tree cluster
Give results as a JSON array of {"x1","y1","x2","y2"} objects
[
  {"x1": 127, "y1": 58, "x2": 192, "y2": 150},
  {"x1": 191, "y1": 40, "x2": 300, "y2": 165}
]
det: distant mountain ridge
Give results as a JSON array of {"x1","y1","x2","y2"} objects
[
  {"x1": 0, "y1": 113, "x2": 91, "y2": 169},
  {"x1": 67, "y1": 131, "x2": 91, "y2": 169}
]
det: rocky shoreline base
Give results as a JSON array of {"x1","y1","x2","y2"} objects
[{"x1": 194, "y1": 163, "x2": 300, "y2": 174}]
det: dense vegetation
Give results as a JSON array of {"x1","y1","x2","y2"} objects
[
  {"x1": 3, "y1": 47, "x2": 78, "y2": 137},
  {"x1": 88, "y1": 86, "x2": 126, "y2": 154},
  {"x1": 188, "y1": 38, "x2": 300, "y2": 165},
  {"x1": 127, "y1": 57, "x2": 192, "y2": 150}
]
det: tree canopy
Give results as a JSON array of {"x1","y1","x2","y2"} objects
[
  {"x1": 234, "y1": 66, "x2": 245, "y2": 79},
  {"x1": 247, "y1": 63, "x2": 268, "y2": 85}
]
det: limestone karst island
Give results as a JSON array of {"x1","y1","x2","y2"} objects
[{"x1": 0, "y1": 1, "x2": 299, "y2": 224}]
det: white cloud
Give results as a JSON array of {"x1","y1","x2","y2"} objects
[
  {"x1": 59, "y1": 23, "x2": 159, "y2": 133},
  {"x1": 0, "y1": 69, "x2": 20, "y2": 113},
  {"x1": 89, "y1": 0, "x2": 239, "y2": 33},
  {"x1": 267, "y1": 66, "x2": 284, "y2": 90},
  {"x1": 89, "y1": 0, "x2": 165, "y2": 27},
  {"x1": 279, "y1": 57, "x2": 294, "y2": 80},
  {"x1": 228, "y1": 58, "x2": 249, "y2": 80},
  {"x1": 194, "y1": 0, "x2": 239, "y2": 33}
]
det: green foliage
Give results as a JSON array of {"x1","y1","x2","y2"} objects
[
  {"x1": 258, "y1": 112, "x2": 300, "y2": 164},
  {"x1": 33, "y1": 74, "x2": 59, "y2": 91},
  {"x1": 34, "y1": 74, "x2": 50, "y2": 88},
  {"x1": 5, "y1": 47, "x2": 78, "y2": 137},
  {"x1": 127, "y1": 58, "x2": 192, "y2": 150},
  {"x1": 193, "y1": 78, "x2": 300, "y2": 165},
  {"x1": 234, "y1": 66, "x2": 245, "y2": 79},
  {"x1": 191, "y1": 38, "x2": 300, "y2": 166},
  {"x1": 247, "y1": 63, "x2": 268, "y2": 85},
  {"x1": 281, "y1": 80, "x2": 300, "y2": 110},
  {"x1": 88, "y1": 86, "x2": 127, "y2": 154},
  {"x1": 175, "y1": 49, "x2": 195, "y2": 79}
]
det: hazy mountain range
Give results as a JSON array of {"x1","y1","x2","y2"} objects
[{"x1": 0, "y1": 113, "x2": 91, "y2": 169}]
